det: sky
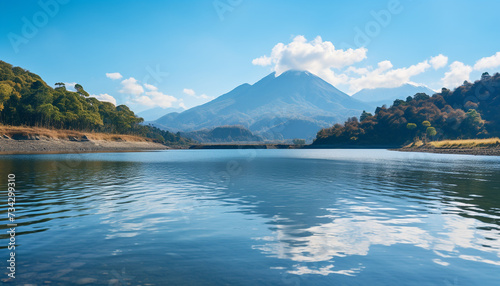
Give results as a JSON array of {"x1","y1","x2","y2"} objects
[{"x1": 1, "y1": 0, "x2": 500, "y2": 113}]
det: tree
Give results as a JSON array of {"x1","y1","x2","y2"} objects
[
  {"x1": 414, "y1": 93, "x2": 430, "y2": 101},
  {"x1": 406, "y1": 123, "x2": 417, "y2": 130},
  {"x1": 481, "y1": 72, "x2": 491, "y2": 80},
  {"x1": 0, "y1": 83, "x2": 13, "y2": 111},
  {"x1": 74, "y1": 84, "x2": 90, "y2": 97},
  {"x1": 360, "y1": 110, "x2": 373, "y2": 122},
  {"x1": 426, "y1": 127, "x2": 437, "y2": 137},
  {"x1": 393, "y1": 99, "x2": 406, "y2": 107},
  {"x1": 422, "y1": 121, "x2": 431, "y2": 127}
]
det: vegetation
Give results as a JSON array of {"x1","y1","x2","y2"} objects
[
  {"x1": 292, "y1": 139, "x2": 306, "y2": 145},
  {"x1": 425, "y1": 138, "x2": 500, "y2": 149},
  {"x1": 0, "y1": 60, "x2": 192, "y2": 145},
  {"x1": 182, "y1": 125, "x2": 262, "y2": 143},
  {"x1": 0, "y1": 125, "x2": 152, "y2": 142},
  {"x1": 314, "y1": 72, "x2": 500, "y2": 146}
]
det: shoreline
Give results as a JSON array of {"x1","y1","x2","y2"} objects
[
  {"x1": 0, "y1": 138, "x2": 170, "y2": 155},
  {"x1": 396, "y1": 147, "x2": 500, "y2": 156},
  {"x1": 2, "y1": 139, "x2": 499, "y2": 156}
]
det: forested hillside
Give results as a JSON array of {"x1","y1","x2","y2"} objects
[
  {"x1": 0, "y1": 60, "x2": 192, "y2": 145},
  {"x1": 181, "y1": 125, "x2": 263, "y2": 143},
  {"x1": 313, "y1": 73, "x2": 500, "y2": 146}
]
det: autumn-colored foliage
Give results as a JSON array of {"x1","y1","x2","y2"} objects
[{"x1": 314, "y1": 73, "x2": 499, "y2": 146}]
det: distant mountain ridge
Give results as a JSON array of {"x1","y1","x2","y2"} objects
[
  {"x1": 352, "y1": 84, "x2": 436, "y2": 111},
  {"x1": 137, "y1": 107, "x2": 185, "y2": 121},
  {"x1": 153, "y1": 70, "x2": 371, "y2": 140}
]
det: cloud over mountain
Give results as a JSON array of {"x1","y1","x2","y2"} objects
[
  {"x1": 252, "y1": 36, "x2": 367, "y2": 86},
  {"x1": 253, "y1": 36, "x2": 449, "y2": 93}
]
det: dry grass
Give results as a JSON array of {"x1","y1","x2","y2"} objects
[
  {"x1": 0, "y1": 125, "x2": 152, "y2": 142},
  {"x1": 403, "y1": 140, "x2": 425, "y2": 148},
  {"x1": 429, "y1": 138, "x2": 500, "y2": 149}
]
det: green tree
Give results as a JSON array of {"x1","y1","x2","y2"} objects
[
  {"x1": 406, "y1": 123, "x2": 417, "y2": 130},
  {"x1": 426, "y1": 127, "x2": 437, "y2": 137},
  {"x1": 422, "y1": 121, "x2": 431, "y2": 127},
  {"x1": 74, "y1": 84, "x2": 90, "y2": 97},
  {"x1": 0, "y1": 83, "x2": 13, "y2": 111}
]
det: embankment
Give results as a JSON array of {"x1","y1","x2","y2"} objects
[{"x1": 0, "y1": 126, "x2": 169, "y2": 154}]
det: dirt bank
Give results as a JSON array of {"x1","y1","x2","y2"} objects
[{"x1": 0, "y1": 126, "x2": 169, "y2": 154}]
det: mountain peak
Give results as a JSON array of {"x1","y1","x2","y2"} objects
[
  {"x1": 154, "y1": 69, "x2": 370, "y2": 140},
  {"x1": 278, "y1": 69, "x2": 314, "y2": 78},
  {"x1": 351, "y1": 83, "x2": 437, "y2": 107}
]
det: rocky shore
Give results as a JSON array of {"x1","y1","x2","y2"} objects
[{"x1": 0, "y1": 136, "x2": 169, "y2": 155}]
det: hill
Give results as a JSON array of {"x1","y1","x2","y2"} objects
[
  {"x1": 0, "y1": 60, "x2": 192, "y2": 145},
  {"x1": 181, "y1": 125, "x2": 263, "y2": 143},
  {"x1": 153, "y1": 70, "x2": 371, "y2": 140},
  {"x1": 313, "y1": 73, "x2": 500, "y2": 146}
]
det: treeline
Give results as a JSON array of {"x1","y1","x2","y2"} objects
[
  {"x1": 182, "y1": 125, "x2": 263, "y2": 143},
  {"x1": 0, "y1": 60, "x2": 192, "y2": 145},
  {"x1": 314, "y1": 72, "x2": 500, "y2": 146}
]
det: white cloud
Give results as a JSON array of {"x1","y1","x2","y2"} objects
[
  {"x1": 253, "y1": 36, "x2": 452, "y2": 92},
  {"x1": 144, "y1": 83, "x2": 158, "y2": 91},
  {"x1": 132, "y1": 83, "x2": 177, "y2": 108},
  {"x1": 183, "y1": 88, "x2": 196, "y2": 96},
  {"x1": 106, "y1": 72, "x2": 123, "y2": 80},
  {"x1": 91, "y1": 93, "x2": 117, "y2": 105},
  {"x1": 442, "y1": 61, "x2": 473, "y2": 88},
  {"x1": 347, "y1": 59, "x2": 432, "y2": 93},
  {"x1": 430, "y1": 54, "x2": 448, "y2": 70},
  {"x1": 252, "y1": 35, "x2": 367, "y2": 85},
  {"x1": 119, "y1": 77, "x2": 144, "y2": 95},
  {"x1": 116, "y1": 78, "x2": 180, "y2": 108},
  {"x1": 252, "y1": 56, "x2": 272, "y2": 66},
  {"x1": 183, "y1": 88, "x2": 212, "y2": 100},
  {"x1": 178, "y1": 100, "x2": 187, "y2": 110},
  {"x1": 473, "y1": 51, "x2": 500, "y2": 71}
]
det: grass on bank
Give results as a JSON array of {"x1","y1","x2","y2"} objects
[
  {"x1": 405, "y1": 138, "x2": 500, "y2": 149},
  {"x1": 0, "y1": 125, "x2": 153, "y2": 142}
]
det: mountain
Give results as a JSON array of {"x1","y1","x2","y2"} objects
[
  {"x1": 181, "y1": 125, "x2": 263, "y2": 143},
  {"x1": 153, "y1": 70, "x2": 371, "y2": 140},
  {"x1": 137, "y1": 107, "x2": 185, "y2": 121},
  {"x1": 352, "y1": 84, "x2": 436, "y2": 110}
]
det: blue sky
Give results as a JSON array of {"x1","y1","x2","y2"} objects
[{"x1": 1, "y1": 0, "x2": 500, "y2": 113}]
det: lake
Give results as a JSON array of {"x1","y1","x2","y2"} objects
[{"x1": 1, "y1": 149, "x2": 500, "y2": 285}]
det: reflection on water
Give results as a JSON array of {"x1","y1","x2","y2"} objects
[{"x1": 0, "y1": 149, "x2": 499, "y2": 285}]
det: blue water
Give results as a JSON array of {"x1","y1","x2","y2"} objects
[{"x1": 0, "y1": 149, "x2": 500, "y2": 285}]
